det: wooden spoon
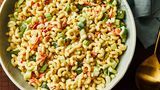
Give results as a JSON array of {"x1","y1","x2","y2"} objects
[{"x1": 135, "y1": 31, "x2": 160, "y2": 90}]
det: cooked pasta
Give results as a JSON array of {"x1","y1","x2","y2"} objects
[{"x1": 6, "y1": 0, "x2": 128, "y2": 89}]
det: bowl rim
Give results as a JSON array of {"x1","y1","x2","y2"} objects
[
  {"x1": 0, "y1": 0, "x2": 26, "y2": 90},
  {"x1": 0, "y1": 0, "x2": 136, "y2": 90},
  {"x1": 105, "y1": 0, "x2": 136, "y2": 89}
]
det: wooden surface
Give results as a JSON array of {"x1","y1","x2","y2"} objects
[{"x1": 0, "y1": 0, "x2": 157, "y2": 90}]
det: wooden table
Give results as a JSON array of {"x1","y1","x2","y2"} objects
[{"x1": 0, "y1": 0, "x2": 157, "y2": 90}]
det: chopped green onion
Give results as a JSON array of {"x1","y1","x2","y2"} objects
[
  {"x1": 75, "y1": 67, "x2": 82, "y2": 74},
  {"x1": 41, "y1": 82, "x2": 49, "y2": 90},
  {"x1": 117, "y1": 10, "x2": 125, "y2": 19},
  {"x1": 101, "y1": 13, "x2": 108, "y2": 22},
  {"x1": 10, "y1": 50, "x2": 20, "y2": 55},
  {"x1": 120, "y1": 21, "x2": 126, "y2": 27},
  {"x1": 44, "y1": 13, "x2": 52, "y2": 21},
  {"x1": 77, "y1": 4, "x2": 83, "y2": 11},
  {"x1": 83, "y1": 40, "x2": 90, "y2": 46},
  {"x1": 29, "y1": 55, "x2": 36, "y2": 61},
  {"x1": 65, "y1": 3, "x2": 70, "y2": 12},
  {"x1": 52, "y1": 42, "x2": 57, "y2": 48},
  {"x1": 40, "y1": 64, "x2": 48, "y2": 73},
  {"x1": 19, "y1": 23, "x2": 27, "y2": 38}
]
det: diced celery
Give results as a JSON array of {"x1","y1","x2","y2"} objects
[
  {"x1": 25, "y1": 17, "x2": 32, "y2": 24},
  {"x1": 65, "y1": 3, "x2": 70, "y2": 12},
  {"x1": 83, "y1": 40, "x2": 90, "y2": 46},
  {"x1": 78, "y1": 17, "x2": 86, "y2": 30},
  {"x1": 80, "y1": 29, "x2": 87, "y2": 41},
  {"x1": 108, "y1": 67, "x2": 117, "y2": 74},
  {"x1": 44, "y1": 13, "x2": 52, "y2": 21},
  {"x1": 78, "y1": 21, "x2": 85, "y2": 30},
  {"x1": 111, "y1": 43, "x2": 117, "y2": 50},
  {"x1": 92, "y1": 66, "x2": 100, "y2": 77},
  {"x1": 115, "y1": 19, "x2": 120, "y2": 27},
  {"x1": 40, "y1": 64, "x2": 48, "y2": 73},
  {"x1": 120, "y1": 26, "x2": 128, "y2": 43},
  {"x1": 19, "y1": 23, "x2": 27, "y2": 38}
]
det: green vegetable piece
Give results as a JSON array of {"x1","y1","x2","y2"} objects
[
  {"x1": 17, "y1": 0, "x2": 24, "y2": 6},
  {"x1": 104, "y1": 68, "x2": 109, "y2": 76},
  {"x1": 78, "y1": 61, "x2": 83, "y2": 67},
  {"x1": 58, "y1": 33, "x2": 65, "y2": 39},
  {"x1": 29, "y1": 55, "x2": 36, "y2": 61},
  {"x1": 77, "y1": 4, "x2": 83, "y2": 11},
  {"x1": 40, "y1": 64, "x2": 48, "y2": 73},
  {"x1": 120, "y1": 26, "x2": 128, "y2": 43},
  {"x1": 92, "y1": 66, "x2": 100, "y2": 77},
  {"x1": 83, "y1": 40, "x2": 90, "y2": 46},
  {"x1": 120, "y1": 21, "x2": 126, "y2": 27},
  {"x1": 111, "y1": 43, "x2": 117, "y2": 50},
  {"x1": 19, "y1": 23, "x2": 27, "y2": 38},
  {"x1": 25, "y1": 17, "x2": 32, "y2": 24},
  {"x1": 44, "y1": 13, "x2": 52, "y2": 21},
  {"x1": 117, "y1": 10, "x2": 125, "y2": 19},
  {"x1": 77, "y1": 17, "x2": 86, "y2": 30},
  {"x1": 52, "y1": 42, "x2": 57, "y2": 48},
  {"x1": 108, "y1": 67, "x2": 117, "y2": 74},
  {"x1": 65, "y1": 3, "x2": 70, "y2": 12},
  {"x1": 41, "y1": 82, "x2": 49, "y2": 90},
  {"x1": 101, "y1": 13, "x2": 108, "y2": 22},
  {"x1": 78, "y1": 21, "x2": 85, "y2": 30},
  {"x1": 10, "y1": 50, "x2": 20, "y2": 55},
  {"x1": 75, "y1": 67, "x2": 82, "y2": 74},
  {"x1": 79, "y1": 17, "x2": 86, "y2": 22},
  {"x1": 115, "y1": 19, "x2": 120, "y2": 27}
]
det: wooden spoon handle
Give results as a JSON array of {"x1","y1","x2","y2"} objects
[{"x1": 154, "y1": 31, "x2": 160, "y2": 54}]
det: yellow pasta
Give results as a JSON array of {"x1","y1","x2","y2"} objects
[{"x1": 7, "y1": 0, "x2": 128, "y2": 89}]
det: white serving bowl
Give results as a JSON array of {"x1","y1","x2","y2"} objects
[{"x1": 0, "y1": 0, "x2": 136, "y2": 90}]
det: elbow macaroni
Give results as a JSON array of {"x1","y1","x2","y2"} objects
[{"x1": 7, "y1": 0, "x2": 127, "y2": 89}]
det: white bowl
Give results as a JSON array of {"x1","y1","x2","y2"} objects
[{"x1": 0, "y1": 0, "x2": 136, "y2": 90}]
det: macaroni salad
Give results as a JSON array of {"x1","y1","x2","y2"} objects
[{"x1": 6, "y1": 0, "x2": 127, "y2": 90}]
